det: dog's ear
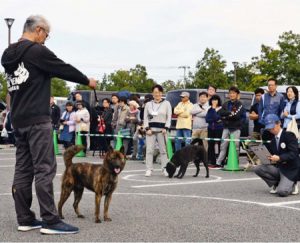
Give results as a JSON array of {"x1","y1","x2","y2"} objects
[
  {"x1": 106, "y1": 146, "x2": 114, "y2": 155},
  {"x1": 119, "y1": 146, "x2": 125, "y2": 156}
]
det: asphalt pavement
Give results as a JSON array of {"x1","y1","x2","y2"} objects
[{"x1": 1, "y1": 146, "x2": 300, "y2": 242}]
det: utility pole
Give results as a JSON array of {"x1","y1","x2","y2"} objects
[
  {"x1": 178, "y1": 66, "x2": 190, "y2": 89},
  {"x1": 232, "y1": 61, "x2": 238, "y2": 87}
]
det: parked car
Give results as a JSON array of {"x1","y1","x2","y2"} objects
[
  {"x1": 54, "y1": 97, "x2": 68, "y2": 112},
  {"x1": 166, "y1": 89, "x2": 254, "y2": 138}
]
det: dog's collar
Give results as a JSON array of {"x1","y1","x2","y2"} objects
[{"x1": 169, "y1": 161, "x2": 176, "y2": 168}]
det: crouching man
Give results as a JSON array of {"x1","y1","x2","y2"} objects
[{"x1": 254, "y1": 114, "x2": 300, "y2": 197}]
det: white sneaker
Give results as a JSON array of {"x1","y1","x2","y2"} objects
[
  {"x1": 292, "y1": 183, "x2": 299, "y2": 195},
  {"x1": 145, "y1": 170, "x2": 152, "y2": 177},
  {"x1": 270, "y1": 186, "x2": 277, "y2": 194},
  {"x1": 162, "y1": 169, "x2": 169, "y2": 177}
]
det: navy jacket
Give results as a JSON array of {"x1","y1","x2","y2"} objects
[
  {"x1": 269, "y1": 130, "x2": 300, "y2": 181},
  {"x1": 205, "y1": 107, "x2": 223, "y2": 130}
]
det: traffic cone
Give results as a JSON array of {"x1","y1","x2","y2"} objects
[
  {"x1": 223, "y1": 134, "x2": 242, "y2": 171},
  {"x1": 115, "y1": 131, "x2": 123, "y2": 151},
  {"x1": 53, "y1": 130, "x2": 61, "y2": 155},
  {"x1": 75, "y1": 132, "x2": 86, "y2": 157},
  {"x1": 166, "y1": 134, "x2": 174, "y2": 160}
]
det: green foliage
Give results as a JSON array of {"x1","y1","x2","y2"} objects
[
  {"x1": 0, "y1": 72, "x2": 7, "y2": 101},
  {"x1": 191, "y1": 48, "x2": 229, "y2": 89},
  {"x1": 106, "y1": 64, "x2": 156, "y2": 93},
  {"x1": 252, "y1": 31, "x2": 300, "y2": 85},
  {"x1": 51, "y1": 78, "x2": 70, "y2": 97},
  {"x1": 161, "y1": 79, "x2": 184, "y2": 92}
]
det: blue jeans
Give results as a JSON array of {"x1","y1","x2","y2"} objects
[
  {"x1": 175, "y1": 129, "x2": 192, "y2": 151},
  {"x1": 137, "y1": 138, "x2": 145, "y2": 160}
]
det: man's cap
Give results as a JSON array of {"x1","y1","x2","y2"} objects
[
  {"x1": 264, "y1": 114, "x2": 280, "y2": 129},
  {"x1": 180, "y1": 91, "x2": 190, "y2": 98}
]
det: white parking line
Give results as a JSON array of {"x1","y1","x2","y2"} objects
[
  {"x1": 266, "y1": 200, "x2": 300, "y2": 206},
  {"x1": 132, "y1": 177, "x2": 261, "y2": 188},
  {"x1": 122, "y1": 174, "x2": 222, "y2": 183},
  {"x1": 0, "y1": 191, "x2": 300, "y2": 212}
]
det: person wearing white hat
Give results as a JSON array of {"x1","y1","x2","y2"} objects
[
  {"x1": 174, "y1": 91, "x2": 193, "y2": 151},
  {"x1": 125, "y1": 100, "x2": 141, "y2": 159}
]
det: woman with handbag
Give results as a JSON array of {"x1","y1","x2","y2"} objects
[
  {"x1": 281, "y1": 86, "x2": 300, "y2": 131},
  {"x1": 75, "y1": 101, "x2": 90, "y2": 153},
  {"x1": 97, "y1": 98, "x2": 114, "y2": 157},
  {"x1": 60, "y1": 102, "x2": 76, "y2": 149}
]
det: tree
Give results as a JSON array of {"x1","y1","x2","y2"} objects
[
  {"x1": 106, "y1": 64, "x2": 156, "y2": 93},
  {"x1": 252, "y1": 31, "x2": 300, "y2": 85},
  {"x1": 161, "y1": 79, "x2": 184, "y2": 92},
  {"x1": 226, "y1": 62, "x2": 267, "y2": 91},
  {"x1": 191, "y1": 48, "x2": 228, "y2": 89},
  {"x1": 0, "y1": 72, "x2": 7, "y2": 101},
  {"x1": 51, "y1": 78, "x2": 70, "y2": 97}
]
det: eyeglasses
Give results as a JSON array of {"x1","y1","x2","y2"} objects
[{"x1": 40, "y1": 27, "x2": 50, "y2": 40}]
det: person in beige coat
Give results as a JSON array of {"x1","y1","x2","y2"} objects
[
  {"x1": 75, "y1": 101, "x2": 90, "y2": 153},
  {"x1": 174, "y1": 91, "x2": 193, "y2": 151}
]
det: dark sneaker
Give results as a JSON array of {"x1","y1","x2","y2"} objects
[
  {"x1": 40, "y1": 220, "x2": 79, "y2": 235},
  {"x1": 18, "y1": 219, "x2": 43, "y2": 232}
]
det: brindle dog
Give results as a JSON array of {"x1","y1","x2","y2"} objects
[{"x1": 58, "y1": 145, "x2": 126, "y2": 223}]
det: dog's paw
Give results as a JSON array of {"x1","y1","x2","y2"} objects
[
  {"x1": 193, "y1": 175, "x2": 198, "y2": 177},
  {"x1": 95, "y1": 219, "x2": 102, "y2": 223},
  {"x1": 205, "y1": 175, "x2": 209, "y2": 178},
  {"x1": 78, "y1": 214, "x2": 85, "y2": 218},
  {"x1": 59, "y1": 215, "x2": 64, "y2": 219},
  {"x1": 104, "y1": 217, "x2": 112, "y2": 222}
]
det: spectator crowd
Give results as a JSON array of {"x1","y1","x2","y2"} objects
[{"x1": 2, "y1": 79, "x2": 300, "y2": 196}]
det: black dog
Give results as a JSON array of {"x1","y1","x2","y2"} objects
[{"x1": 166, "y1": 139, "x2": 209, "y2": 179}]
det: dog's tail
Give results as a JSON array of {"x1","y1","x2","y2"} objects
[
  {"x1": 63, "y1": 145, "x2": 85, "y2": 168},
  {"x1": 191, "y1": 138, "x2": 204, "y2": 146}
]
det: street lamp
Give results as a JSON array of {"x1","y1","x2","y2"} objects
[
  {"x1": 178, "y1": 66, "x2": 190, "y2": 89},
  {"x1": 232, "y1": 61, "x2": 238, "y2": 87},
  {"x1": 4, "y1": 18, "x2": 15, "y2": 46}
]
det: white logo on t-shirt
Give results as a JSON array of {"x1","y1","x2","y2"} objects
[{"x1": 6, "y1": 62, "x2": 29, "y2": 92}]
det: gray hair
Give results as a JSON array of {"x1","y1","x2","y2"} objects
[{"x1": 23, "y1": 15, "x2": 50, "y2": 33}]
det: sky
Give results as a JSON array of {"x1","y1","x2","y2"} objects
[{"x1": 0, "y1": 0, "x2": 300, "y2": 87}]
